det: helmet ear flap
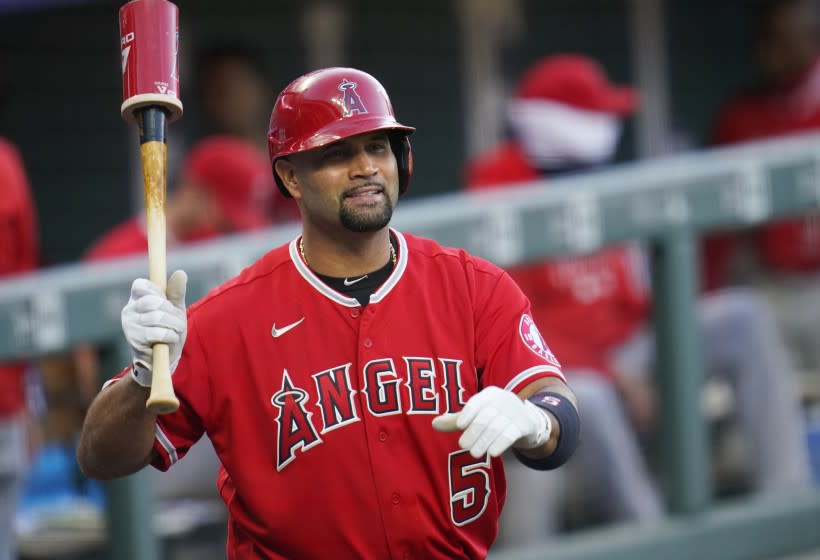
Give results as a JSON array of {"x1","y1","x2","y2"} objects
[
  {"x1": 272, "y1": 163, "x2": 291, "y2": 198},
  {"x1": 392, "y1": 134, "x2": 413, "y2": 195}
]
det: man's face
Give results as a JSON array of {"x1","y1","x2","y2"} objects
[
  {"x1": 201, "y1": 58, "x2": 269, "y2": 138},
  {"x1": 759, "y1": 0, "x2": 819, "y2": 84},
  {"x1": 277, "y1": 131, "x2": 400, "y2": 233},
  {"x1": 173, "y1": 180, "x2": 232, "y2": 242}
]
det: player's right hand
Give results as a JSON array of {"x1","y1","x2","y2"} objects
[{"x1": 121, "y1": 270, "x2": 188, "y2": 387}]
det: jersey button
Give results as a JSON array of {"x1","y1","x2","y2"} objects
[
  {"x1": 363, "y1": 338, "x2": 373, "y2": 348},
  {"x1": 378, "y1": 430, "x2": 388, "y2": 442},
  {"x1": 350, "y1": 309, "x2": 360, "y2": 318},
  {"x1": 391, "y1": 492, "x2": 401, "y2": 505}
]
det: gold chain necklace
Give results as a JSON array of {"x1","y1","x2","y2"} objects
[{"x1": 299, "y1": 237, "x2": 397, "y2": 269}]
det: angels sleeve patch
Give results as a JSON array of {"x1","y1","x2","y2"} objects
[{"x1": 519, "y1": 314, "x2": 561, "y2": 367}]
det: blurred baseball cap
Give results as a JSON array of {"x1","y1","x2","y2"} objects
[
  {"x1": 514, "y1": 53, "x2": 638, "y2": 115},
  {"x1": 182, "y1": 135, "x2": 273, "y2": 231}
]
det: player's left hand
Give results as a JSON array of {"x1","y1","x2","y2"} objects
[{"x1": 432, "y1": 386, "x2": 551, "y2": 458}]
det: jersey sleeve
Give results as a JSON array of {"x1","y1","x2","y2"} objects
[{"x1": 473, "y1": 262, "x2": 565, "y2": 394}]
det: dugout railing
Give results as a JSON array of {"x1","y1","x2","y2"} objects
[{"x1": 2, "y1": 132, "x2": 820, "y2": 559}]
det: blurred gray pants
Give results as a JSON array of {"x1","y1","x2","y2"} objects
[
  {"x1": 751, "y1": 272, "x2": 820, "y2": 374},
  {"x1": 613, "y1": 286, "x2": 811, "y2": 493},
  {"x1": 0, "y1": 415, "x2": 27, "y2": 560}
]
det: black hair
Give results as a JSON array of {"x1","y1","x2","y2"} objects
[{"x1": 754, "y1": 0, "x2": 816, "y2": 44}]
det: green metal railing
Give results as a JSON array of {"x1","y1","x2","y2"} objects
[{"x1": 3, "y1": 132, "x2": 820, "y2": 559}]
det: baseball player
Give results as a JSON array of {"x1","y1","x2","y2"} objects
[
  {"x1": 77, "y1": 67, "x2": 580, "y2": 559},
  {"x1": 705, "y1": 0, "x2": 820, "y2": 371},
  {"x1": 0, "y1": 136, "x2": 39, "y2": 560},
  {"x1": 84, "y1": 135, "x2": 274, "y2": 260}
]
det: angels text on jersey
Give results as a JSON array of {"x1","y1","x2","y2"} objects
[{"x1": 271, "y1": 356, "x2": 467, "y2": 471}]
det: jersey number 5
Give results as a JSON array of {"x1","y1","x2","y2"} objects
[{"x1": 447, "y1": 450, "x2": 491, "y2": 526}]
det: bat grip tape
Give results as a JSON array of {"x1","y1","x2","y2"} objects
[{"x1": 137, "y1": 106, "x2": 168, "y2": 144}]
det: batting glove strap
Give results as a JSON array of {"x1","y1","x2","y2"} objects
[
  {"x1": 514, "y1": 401, "x2": 553, "y2": 450},
  {"x1": 131, "y1": 361, "x2": 153, "y2": 388},
  {"x1": 130, "y1": 354, "x2": 181, "y2": 388},
  {"x1": 514, "y1": 391, "x2": 581, "y2": 471}
]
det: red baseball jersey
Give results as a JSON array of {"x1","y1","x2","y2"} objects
[
  {"x1": 84, "y1": 216, "x2": 148, "y2": 261},
  {"x1": 508, "y1": 246, "x2": 650, "y2": 379},
  {"x1": 110, "y1": 230, "x2": 564, "y2": 559},
  {"x1": 705, "y1": 57, "x2": 820, "y2": 282},
  {"x1": 0, "y1": 139, "x2": 38, "y2": 274},
  {"x1": 0, "y1": 138, "x2": 38, "y2": 417}
]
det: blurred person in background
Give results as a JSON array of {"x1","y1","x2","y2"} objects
[
  {"x1": 192, "y1": 41, "x2": 299, "y2": 224},
  {"x1": 0, "y1": 134, "x2": 40, "y2": 560},
  {"x1": 84, "y1": 134, "x2": 274, "y2": 261},
  {"x1": 193, "y1": 42, "x2": 271, "y2": 151},
  {"x1": 464, "y1": 53, "x2": 812, "y2": 545},
  {"x1": 16, "y1": 135, "x2": 276, "y2": 548},
  {"x1": 705, "y1": 0, "x2": 820, "y2": 378}
]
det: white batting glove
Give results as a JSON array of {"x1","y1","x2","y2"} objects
[
  {"x1": 432, "y1": 386, "x2": 552, "y2": 458},
  {"x1": 121, "y1": 270, "x2": 188, "y2": 387}
]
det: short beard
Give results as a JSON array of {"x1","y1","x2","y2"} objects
[{"x1": 339, "y1": 199, "x2": 394, "y2": 232}]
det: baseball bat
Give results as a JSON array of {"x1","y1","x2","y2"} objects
[
  {"x1": 138, "y1": 107, "x2": 178, "y2": 414},
  {"x1": 120, "y1": 0, "x2": 183, "y2": 414}
]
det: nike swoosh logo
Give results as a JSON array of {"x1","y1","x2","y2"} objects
[
  {"x1": 343, "y1": 275, "x2": 368, "y2": 286},
  {"x1": 271, "y1": 317, "x2": 305, "y2": 338}
]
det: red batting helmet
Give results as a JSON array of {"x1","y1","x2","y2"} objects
[{"x1": 268, "y1": 67, "x2": 415, "y2": 197}]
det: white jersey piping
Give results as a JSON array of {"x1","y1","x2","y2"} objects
[{"x1": 503, "y1": 365, "x2": 566, "y2": 392}]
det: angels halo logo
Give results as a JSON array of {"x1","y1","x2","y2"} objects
[
  {"x1": 519, "y1": 314, "x2": 560, "y2": 367},
  {"x1": 338, "y1": 79, "x2": 368, "y2": 116}
]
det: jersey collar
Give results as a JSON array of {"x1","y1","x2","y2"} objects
[{"x1": 289, "y1": 228, "x2": 408, "y2": 307}]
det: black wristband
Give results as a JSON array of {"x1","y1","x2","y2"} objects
[{"x1": 513, "y1": 391, "x2": 580, "y2": 471}]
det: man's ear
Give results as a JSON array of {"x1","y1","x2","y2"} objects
[{"x1": 274, "y1": 158, "x2": 302, "y2": 200}]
